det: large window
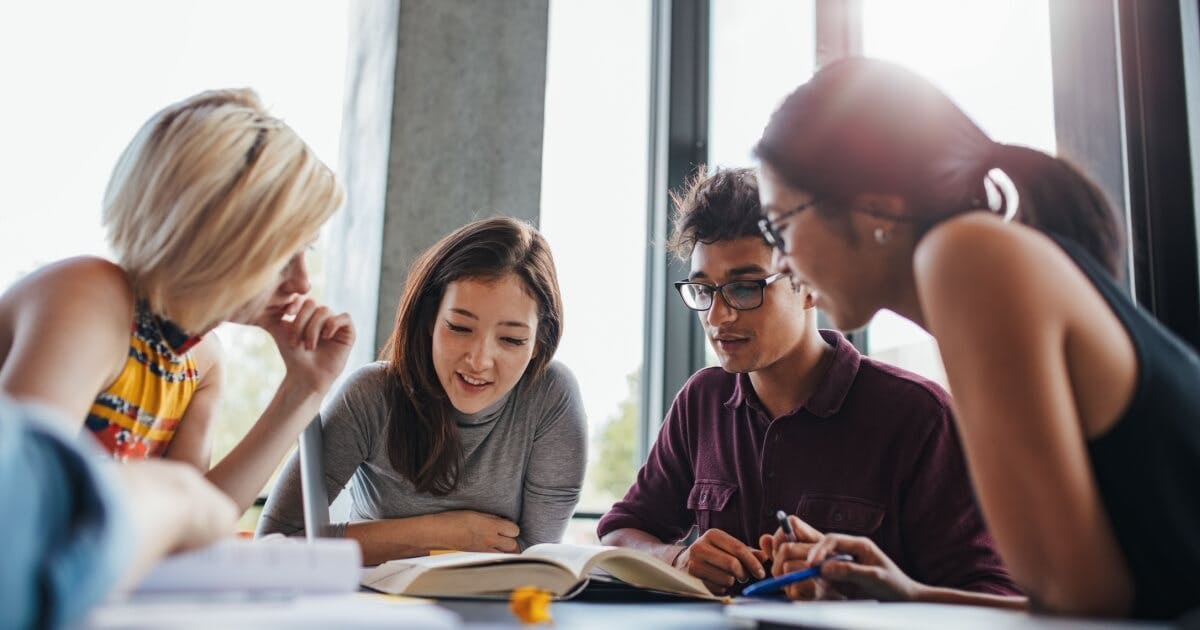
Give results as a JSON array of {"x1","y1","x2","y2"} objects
[
  {"x1": 709, "y1": 0, "x2": 816, "y2": 171},
  {"x1": 859, "y1": 0, "x2": 1056, "y2": 385},
  {"x1": 539, "y1": 0, "x2": 652, "y2": 542},
  {"x1": 0, "y1": 1, "x2": 348, "y2": 525},
  {"x1": 705, "y1": 0, "x2": 817, "y2": 367}
]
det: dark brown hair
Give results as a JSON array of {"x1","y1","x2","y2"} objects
[
  {"x1": 754, "y1": 57, "x2": 1122, "y2": 277},
  {"x1": 380, "y1": 217, "x2": 564, "y2": 495},
  {"x1": 666, "y1": 166, "x2": 764, "y2": 261}
]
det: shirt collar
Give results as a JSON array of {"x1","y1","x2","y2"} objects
[
  {"x1": 136, "y1": 300, "x2": 203, "y2": 358},
  {"x1": 723, "y1": 329, "x2": 862, "y2": 419}
]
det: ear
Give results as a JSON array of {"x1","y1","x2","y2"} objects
[
  {"x1": 849, "y1": 193, "x2": 908, "y2": 245},
  {"x1": 851, "y1": 193, "x2": 907, "y2": 219},
  {"x1": 789, "y1": 277, "x2": 819, "y2": 310}
]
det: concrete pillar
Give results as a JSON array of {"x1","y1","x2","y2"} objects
[
  {"x1": 328, "y1": 0, "x2": 550, "y2": 367},
  {"x1": 326, "y1": 0, "x2": 400, "y2": 373}
]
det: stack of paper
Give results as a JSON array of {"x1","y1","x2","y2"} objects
[{"x1": 135, "y1": 537, "x2": 362, "y2": 595}]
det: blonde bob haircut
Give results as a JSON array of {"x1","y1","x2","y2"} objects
[{"x1": 102, "y1": 88, "x2": 344, "y2": 333}]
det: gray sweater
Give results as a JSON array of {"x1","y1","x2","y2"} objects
[{"x1": 257, "y1": 360, "x2": 587, "y2": 549}]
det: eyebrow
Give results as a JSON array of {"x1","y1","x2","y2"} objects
[
  {"x1": 448, "y1": 308, "x2": 531, "y2": 329},
  {"x1": 689, "y1": 265, "x2": 768, "y2": 281}
]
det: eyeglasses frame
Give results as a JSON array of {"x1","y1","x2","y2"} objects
[{"x1": 673, "y1": 272, "x2": 787, "y2": 312}]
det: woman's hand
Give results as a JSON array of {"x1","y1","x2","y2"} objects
[
  {"x1": 115, "y1": 460, "x2": 239, "y2": 591},
  {"x1": 789, "y1": 532, "x2": 924, "y2": 602},
  {"x1": 760, "y1": 514, "x2": 829, "y2": 600},
  {"x1": 426, "y1": 510, "x2": 521, "y2": 553},
  {"x1": 256, "y1": 296, "x2": 355, "y2": 395}
]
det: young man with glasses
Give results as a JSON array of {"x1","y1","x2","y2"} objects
[{"x1": 597, "y1": 167, "x2": 1019, "y2": 601}]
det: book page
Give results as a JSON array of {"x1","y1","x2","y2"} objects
[
  {"x1": 362, "y1": 553, "x2": 577, "y2": 597},
  {"x1": 522, "y1": 543, "x2": 614, "y2": 577},
  {"x1": 590, "y1": 548, "x2": 714, "y2": 598},
  {"x1": 523, "y1": 544, "x2": 715, "y2": 599}
]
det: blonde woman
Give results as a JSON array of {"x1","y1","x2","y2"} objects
[{"x1": 0, "y1": 89, "x2": 354, "y2": 520}]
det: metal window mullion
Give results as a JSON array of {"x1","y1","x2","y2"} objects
[
  {"x1": 1119, "y1": 0, "x2": 1200, "y2": 349},
  {"x1": 640, "y1": 0, "x2": 709, "y2": 462},
  {"x1": 814, "y1": 0, "x2": 866, "y2": 353}
]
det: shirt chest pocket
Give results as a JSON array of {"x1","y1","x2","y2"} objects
[
  {"x1": 687, "y1": 480, "x2": 738, "y2": 534},
  {"x1": 796, "y1": 494, "x2": 885, "y2": 536}
]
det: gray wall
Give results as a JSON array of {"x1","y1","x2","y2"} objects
[{"x1": 328, "y1": 0, "x2": 550, "y2": 369}]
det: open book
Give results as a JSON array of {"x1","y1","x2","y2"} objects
[{"x1": 361, "y1": 543, "x2": 720, "y2": 601}]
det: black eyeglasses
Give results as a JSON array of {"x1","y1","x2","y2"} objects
[
  {"x1": 674, "y1": 273, "x2": 785, "y2": 311},
  {"x1": 757, "y1": 198, "x2": 820, "y2": 254}
]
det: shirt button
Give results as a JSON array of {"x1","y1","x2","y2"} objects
[{"x1": 833, "y1": 511, "x2": 844, "y2": 523}]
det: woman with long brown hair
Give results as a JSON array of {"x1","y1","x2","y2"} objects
[{"x1": 259, "y1": 217, "x2": 586, "y2": 564}]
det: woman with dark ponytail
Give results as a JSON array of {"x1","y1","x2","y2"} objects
[{"x1": 757, "y1": 58, "x2": 1199, "y2": 620}]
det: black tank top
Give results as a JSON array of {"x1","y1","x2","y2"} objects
[{"x1": 1053, "y1": 235, "x2": 1200, "y2": 620}]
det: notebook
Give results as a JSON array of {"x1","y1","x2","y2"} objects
[
  {"x1": 89, "y1": 593, "x2": 460, "y2": 628},
  {"x1": 134, "y1": 537, "x2": 362, "y2": 595}
]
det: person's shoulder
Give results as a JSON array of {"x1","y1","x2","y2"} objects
[
  {"x1": 525, "y1": 360, "x2": 584, "y2": 409},
  {"x1": 681, "y1": 365, "x2": 737, "y2": 397},
  {"x1": 521, "y1": 361, "x2": 587, "y2": 436},
  {"x1": 189, "y1": 331, "x2": 225, "y2": 378},
  {"x1": 539, "y1": 360, "x2": 580, "y2": 390},
  {"x1": 4, "y1": 256, "x2": 133, "y2": 318},
  {"x1": 327, "y1": 362, "x2": 395, "y2": 412},
  {"x1": 1, "y1": 257, "x2": 134, "y2": 356},
  {"x1": 854, "y1": 356, "x2": 952, "y2": 423},
  {"x1": 318, "y1": 361, "x2": 396, "y2": 440},
  {"x1": 336, "y1": 361, "x2": 395, "y2": 399},
  {"x1": 663, "y1": 366, "x2": 737, "y2": 424},
  {"x1": 915, "y1": 213, "x2": 1064, "y2": 296},
  {"x1": 916, "y1": 212, "x2": 1026, "y2": 268}
]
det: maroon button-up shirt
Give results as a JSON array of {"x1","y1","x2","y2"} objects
[{"x1": 598, "y1": 330, "x2": 1018, "y2": 594}]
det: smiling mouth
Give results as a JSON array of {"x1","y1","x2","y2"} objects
[{"x1": 457, "y1": 372, "x2": 493, "y2": 387}]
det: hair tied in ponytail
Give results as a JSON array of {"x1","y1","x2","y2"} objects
[{"x1": 983, "y1": 164, "x2": 1019, "y2": 223}]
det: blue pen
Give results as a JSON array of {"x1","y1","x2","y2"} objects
[{"x1": 741, "y1": 553, "x2": 855, "y2": 597}]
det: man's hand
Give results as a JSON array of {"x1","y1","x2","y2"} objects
[
  {"x1": 674, "y1": 528, "x2": 768, "y2": 595},
  {"x1": 760, "y1": 514, "x2": 834, "y2": 600}
]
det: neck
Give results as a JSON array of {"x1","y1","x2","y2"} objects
[
  {"x1": 747, "y1": 322, "x2": 833, "y2": 419},
  {"x1": 884, "y1": 251, "x2": 928, "y2": 330}
]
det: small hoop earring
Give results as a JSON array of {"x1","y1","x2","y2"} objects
[{"x1": 873, "y1": 227, "x2": 892, "y2": 245}]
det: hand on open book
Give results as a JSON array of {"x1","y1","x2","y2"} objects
[
  {"x1": 427, "y1": 510, "x2": 521, "y2": 553},
  {"x1": 674, "y1": 528, "x2": 768, "y2": 595}
]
